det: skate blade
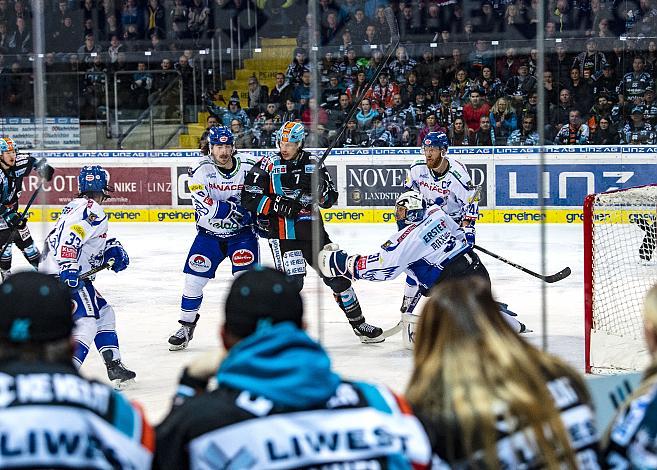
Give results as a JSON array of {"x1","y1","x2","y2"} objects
[
  {"x1": 358, "y1": 335, "x2": 385, "y2": 344},
  {"x1": 168, "y1": 342, "x2": 189, "y2": 351},
  {"x1": 112, "y1": 378, "x2": 135, "y2": 390}
]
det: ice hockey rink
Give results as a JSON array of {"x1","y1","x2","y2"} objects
[{"x1": 22, "y1": 222, "x2": 583, "y2": 424}]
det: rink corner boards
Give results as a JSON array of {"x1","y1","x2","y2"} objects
[{"x1": 20, "y1": 207, "x2": 608, "y2": 224}]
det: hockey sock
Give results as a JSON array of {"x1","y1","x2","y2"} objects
[
  {"x1": 21, "y1": 243, "x2": 40, "y2": 268},
  {"x1": 95, "y1": 330, "x2": 120, "y2": 362},
  {"x1": 180, "y1": 274, "x2": 209, "y2": 323},
  {"x1": 72, "y1": 317, "x2": 96, "y2": 368},
  {"x1": 0, "y1": 243, "x2": 11, "y2": 271},
  {"x1": 333, "y1": 287, "x2": 364, "y2": 326}
]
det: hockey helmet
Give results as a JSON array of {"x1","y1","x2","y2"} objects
[
  {"x1": 208, "y1": 126, "x2": 234, "y2": 146},
  {"x1": 277, "y1": 121, "x2": 305, "y2": 145},
  {"x1": 395, "y1": 190, "x2": 427, "y2": 228},
  {"x1": 0, "y1": 139, "x2": 8, "y2": 153},
  {"x1": 3, "y1": 137, "x2": 17, "y2": 153},
  {"x1": 422, "y1": 132, "x2": 449, "y2": 150},
  {"x1": 78, "y1": 165, "x2": 111, "y2": 197}
]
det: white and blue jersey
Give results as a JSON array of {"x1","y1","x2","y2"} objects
[
  {"x1": 352, "y1": 206, "x2": 469, "y2": 293},
  {"x1": 404, "y1": 157, "x2": 479, "y2": 226},
  {"x1": 183, "y1": 153, "x2": 260, "y2": 280},
  {"x1": 189, "y1": 153, "x2": 258, "y2": 238}
]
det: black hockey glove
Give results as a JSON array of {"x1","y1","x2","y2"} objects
[
  {"x1": 4, "y1": 210, "x2": 25, "y2": 229},
  {"x1": 319, "y1": 185, "x2": 339, "y2": 209},
  {"x1": 34, "y1": 158, "x2": 55, "y2": 182},
  {"x1": 271, "y1": 195, "x2": 303, "y2": 218}
]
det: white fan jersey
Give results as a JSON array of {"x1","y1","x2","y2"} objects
[
  {"x1": 404, "y1": 157, "x2": 479, "y2": 225},
  {"x1": 41, "y1": 198, "x2": 109, "y2": 275},
  {"x1": 353, "y1": 206, "x2": 469, "y2": 293},
  {"x1": 189, "y1": 153, "x2": 257, "y2": 238}
]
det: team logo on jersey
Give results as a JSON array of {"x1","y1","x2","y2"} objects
[
  {"x1": 232, "y1": 249, "x2": 254, "y2": 266},
  {"x1": 188, "y1": 254, "x2": 211, "y2": 273}
]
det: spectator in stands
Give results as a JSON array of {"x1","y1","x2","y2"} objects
[
  {"x1": 619, "y1": 56, "x2": 654, "y2": 109},
  {"x1": 327, "y1": 94, "x2": 351, "y2": 130},
  {"x1": 591, "y1": 116, "x2": 619, "y2": 144},
  {"x1": 169, "y1": 0, "x2": 189, "y2": 40},
  {"x1": 321, "y1": 74, "x2": 342, "y2": 109},
  {"x1": 257, "y1": 117, "x2": 278, "y2": 148},
  {"x1": 400, "y1": 71, "x2": 421, "y2": 105},
  {"x1": 337, "y1": 48, "x2": 360, "y2": 88},
  {"x1": 489, "y1": 96, "x2": 518, "y2": 145},
  {"x1": 0, "y1": 20, "x2": 9, "y2": 53},
  {"x1": 349, "y1": 8, "x2": 368, "y2": 43},
  {"x1": 467, "y1": 39, "x2": 494, "y2": 77},
  {"x1": 336, "y1": 117, "x2": 367, "y2": 147},
  {"x1": 548, "y1": 88, "x2": 573, "y2": 140},
  {"x1": 199, "y1": 114, "x2": 220, "y2": 150},
  {"x1": 548, "y1": 44, "x2": 573, "y2": 86},
  {"x1": 301, "y1": 97, "x2": 329, "y2": 129},
  {"x1": 406, "y1": 277, "x2": 600, "y2": 468},
  {"x1": 587, "y1": 93, "x2": 613, "y2": 132},
  {"x1": 504, "y1": 60, "x2": 537, "y2": 104},
  {"x1": 372, "y1": 70, "x2": 399, "y2": 109},
  {"x1": 443, "y1": 49, "x2": 465, "y2": 88},
  {"x1": 388, "y1": 46, "x2": 417, "y2": 86},
  {"x1": 641, "y1": 87, "x2": 657, "y2": 126},
  {"x1": 417, "y1": 112, "x2": 446, "y2": 146},
  {"x1": 361, "y1": 24, "x2": 380, "y2": 54},
  {"x1": 568, "y1": 67, "x2": 593, "y2": 116},
  {"x1": 286, "y1": 47, "x2": 310, "y2": 86},
  {"x1": 448, "y1": 117, "x2": 469, "y2": 146},
  {"x1": 425, "y1": 75, "x2": 442, "y2": 105},
  {"x1": 107, "y1": 34, "x2": 123, "y2": 64},
  {"x1": 463, "y1": 88, "x2": 491, "y2": 136},
  {"x1": 253, "y1": 102, "x2": 281, "y2": 129},
  {"x1": 0, "y1": 0, "x2": 14, "y2": 27},
  {"x1": 121, "y1": 0, "x2": 142, "y2": 38},
  {"x1": 415, "y1": 48, "x2": 440, "y2": 89},
  {"x1": 410, "y1": 91, "x2": 431, "y2": 124},
  {"x1": 554, "y1": 109, "x2": 590, "y2": 144},
  {"x1": 77, "y1": 33, "x2": 101, "y2": 64},
  {"x1": 318, "y1": 49, "x2": 338, "y2": 85},
  {"x1": 305, "y1": 123, "x2": 330, "y2": 147},
  {"x1": 355, "y1": 98, "x2": 378, "y2": 130},
  {"x1": 502, "y1": 3, "x2": 527, "y2": 40},
  {"x1": 246, "y1": 76, "x2": 269, "y2": 116},
  {"x1": 280, "y1": 98, "x2": 301, "y2": 122},
  {"x1": 435, "y1": 87, "x2": 462, "y2": 130},
  {"x1": 472, "y1": 114, "x2": 495, "y2": 146},
  {"x1": 475, "y1": 65, "x2": 503, "y2": 105},
  {"x1": 9, "y1": 16, "x2": 31, "y2": 54},
  {"x1": 543, "y1": 70, "x2": 562, "y2": 107},
  {"x1": 293, "y1": 70, "x2": 312, "y2": 107},
  {"x1": 573, "y1": 37, "x2": 608, "y2": 75},
  {"x1": 231, "y1": 118, "x2": 258, "y2": 148},
  {"x1": 187, "y1": 0, "x2": 210, "y2": 44},
  {"x1": 269, "y1": 72, "x2": 293, "y2": 106},
  {"x1": 3, "y1": 62, "x2": 31, "y2": 116},
  {"x1": 321, "y1": 11, "x2": 341, "y2": 46},
  {"x1": 367, "y1": 114, "x2": 393, "y2": 146},
  {"x1": 473, "y1": 0, "x2": 501, "y2": 37},
  {"x1": 145, "y1": 0, "x2": 166, "y2": 38},
  {"x1": 449, "y1": 69, "x2": 472, "y2": 107},
  {"x1": 507, "y1": 114, "x2": 540, "y2": 146},
  {"x1": 621, "y1": 106, "x2": 655, "y2": 144},
  {"x1": 130, "y1": 61, "x2": 153, "y2": 111}
]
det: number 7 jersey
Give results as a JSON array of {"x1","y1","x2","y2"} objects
[{"x1": 40, "y1": 198, "x2": 109, "y2": 275}]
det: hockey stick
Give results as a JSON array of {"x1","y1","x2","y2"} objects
[
  {"x1": 473, "y1": 245, "x2": 571, "y2": 283},
  {"x1": 80, "y1": 259, "x2": 115, "y2": 280},
  {"x1": 0, "y1": 182, "x2": 44, "y2": 255}
]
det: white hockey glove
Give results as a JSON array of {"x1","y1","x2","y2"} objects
[{"x1": 317, "y1": 243, "x2": 359, "y2": 280}]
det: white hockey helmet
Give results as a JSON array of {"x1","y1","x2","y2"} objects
[{"x1": 395, "y1": 190, "x2": 427, "y2": 226}]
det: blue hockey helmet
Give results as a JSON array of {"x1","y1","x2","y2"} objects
[
  {"x1": 208, "y1": 125, "x2": 234, "y2": 146},
  {"x1": 277, "y1": 121, "x2": 305, "y2": 145},
  {"x1": 78, "y1": 165, "x2": 111, "y2": 196},
  {"x1": 422, "y1": 132, "x2": 449, "y2": 151},
  {"x1": 395, "y1": 190, "x2": 427, "y2": 229}
]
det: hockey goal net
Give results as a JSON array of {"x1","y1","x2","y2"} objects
[{"x1": 584, "y1": 184, "x2": 657, "y2": 374}]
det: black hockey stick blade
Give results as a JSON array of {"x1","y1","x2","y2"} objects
[
  {"x1": 542, "y1": 266, "x2": 572, "y2": 283},
  {"x1": 80, "y1": 259, "x2": 115, "y2": 280}
]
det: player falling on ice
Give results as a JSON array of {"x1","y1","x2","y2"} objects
[
  {"x1": 242, "y1": 121, "x2": 384, "y2": 343},
  {"x1": 318, "y1": 190, "x2": 529, "y2": 341},
  {"x1": 400, "y1": 131, "x2": 482, "y2": 315},
  {"x1": 40, "y1": 165, "x2": 134, "y2": 389},
  {"x1": 169, "y1": 126, "x2": 259, "y2": 351},
  {"x1": 0, "y1": 136, "x2": 54, "y2": 280}
]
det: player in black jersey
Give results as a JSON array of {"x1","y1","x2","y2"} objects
[{"x1": 0, "y1": 137, "x2": 54, "y2": 279}]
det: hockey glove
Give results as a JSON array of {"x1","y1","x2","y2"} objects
[
  {"x1": 59, "y1": 263, "x2": 82, "y2": 290},
  {"x1": 4, "y1": 211, "x2": 25, "y2": 229},
  {"x1": 271, "y1": 195, "x2": 303, "y2": 218},
  {"x1": 319, "y1": 185, "x2": 339, "y2": 209},
  {"x1": 318, "y1": 245, "x2": 359, "y2": 280},
  {"x1": 215, "y1": 200, "x2": 252, "y2": 227},
  {"x1": 103, "y1": 238, "x2": 130, "y2": 272},
  {"x1": 34, "y1": 158, "x2": 55, "y2": 182}
]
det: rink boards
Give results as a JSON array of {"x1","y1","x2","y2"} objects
[{"x1": 20, "y1": 146, "x2": 657, "y2": 224}]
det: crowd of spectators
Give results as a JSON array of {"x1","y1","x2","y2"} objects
[{"x1": 2, "y1": 0, "x2": 657, "y2": 142}]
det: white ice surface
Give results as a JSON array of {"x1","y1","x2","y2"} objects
[{"x1": 20, "y1": 222, "x2": 583, "y2": 424}]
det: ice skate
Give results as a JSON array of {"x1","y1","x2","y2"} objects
[
  {"x1": 103, "y1": 351, "x2": 136, "y2": 390},
  {"x1": 519, "y1": 322, "x2": 533, "y2": 334},
  {"x1": 168, "y1": 314, "x2": 199, "y2": 351},
  {"x1": 353, "y1": 321, "x2": 385, "y2": 344}
]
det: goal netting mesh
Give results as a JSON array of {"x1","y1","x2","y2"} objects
[{"x1": 585, "y1": 185, "x2": 657, "y2": 373}]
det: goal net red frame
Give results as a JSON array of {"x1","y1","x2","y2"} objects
[{"x1": 584, "y1": 184, "x2": 657, "y2": 374}]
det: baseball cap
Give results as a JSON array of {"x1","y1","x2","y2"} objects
[
  {"x1": 0, "y1": 272, "x2": 73, "y2": 343},
  {"x1": 632, "y1": 105, "x2": 644, "y2": 114},
  {"x1": 224, "y1": 267, "x2": 303, "y2": 337}
]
